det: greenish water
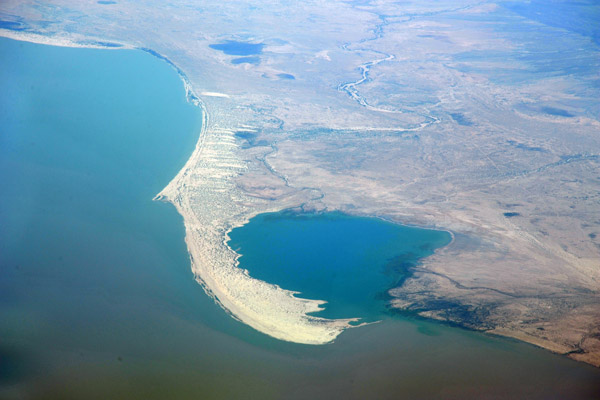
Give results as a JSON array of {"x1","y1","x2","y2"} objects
[
  {"x1": 228, "y1": 211, "x2": 451, "y2": 321},
  {"x1": 1, "y1": 36, "x2": 599, "y2": 399}
]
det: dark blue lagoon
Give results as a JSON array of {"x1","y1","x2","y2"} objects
[
  {"x1": 277, "y1": 73, "x2": 295, "y2": 80},
  {"x1": 1, "y1": 36, "x2": 599, "y2": 399},
  {"x1": 209, "y1": 40, "x2": 264, "y2": 56},
  {"x1": 228, "y1": 211, "x2": 451, "y2": 321},
  {"x1": 231, "y1": 56, "x2": 260, "y2": 65}
]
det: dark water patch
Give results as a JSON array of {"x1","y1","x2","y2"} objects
[
  {"x1": 234, "y1": 131, "x2": 269, "y2": 148},
  {"x1": 507, "y1": 139, "x2": 546, "y2": 152},
  {"x1": 98, "y1": 0, "x2": 117, "y2": 4},
  {"x1": 209, "y1": 40, "x2": 264, "y2": 56},
  {"x1": 234, "y1": 131, "x2": 256, "y2": 140},
  {"x1": 228, "y1": 211, "x2": 451, "y2": 321},
  {"x1": 450, "y1": 112, "x2": 473, "y2": 126},
  {"x1": 504, "y1": 212, "x2": 521, "y2": 218},
  {"x1": 504, "y1": 203, "x2": 521, "y2": 208},
  {"x1": 0, "y1": 345, "x2": 31, "y2": 384},
  {"x1": 91, "y1": 41, "x2": 122, "y2": 48},
  {"x1": 541, "y1": 106, "x2": 574, "y2": 117},
  {"x1": 0, "y1": 20, "x2": 28, "y2": 31},
  {"x1": 388, "y1": 298, "x2": 495, "y2": 330},
  {"x1": 277, "y1": 73, "x2": 295, "y2": 80},
  {"x1": 243, "y1": 140, "x2": 269, "y2": 149},
  {"x1": 589, "y1": 233, "x2": 596, "y2": 239},
  {"x1": 383, "y1": 253, "x2": 419, "y2": 288},
  {"x1": 231, "y1": 56, "x2": 260, "y2": 65}
]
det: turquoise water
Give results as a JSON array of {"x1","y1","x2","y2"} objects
[
  {"x1": 228, "y1": 211, "x2": 451, "y2": 321},
  {"x1": 1, "y1": 37, "x2": 599, "y2": 399}
]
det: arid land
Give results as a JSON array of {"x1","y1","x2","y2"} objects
[{"x1": 1, "y1": 0, "x2": 599, "y2": 366}]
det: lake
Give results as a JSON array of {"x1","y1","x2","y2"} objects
[
  {"x1": 0, "y1": 36, "x2": 598, "y2": 399},
  {"x1": 209, "y1": 40, "x2": 264, "y2": 56},
  {"x1": 228, "y1": 211, "x2": 451, "y2": 322}
]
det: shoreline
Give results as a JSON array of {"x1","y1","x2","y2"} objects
[
  {"x1": 0, "y1": 27, "x2": 360, "y2": 345},
  {"x1": 154, "y1": 95, "x2": 364, "y2": 344},
  {"x1": 2, "y1": 28, "x2": 597, "y2": 366}
]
